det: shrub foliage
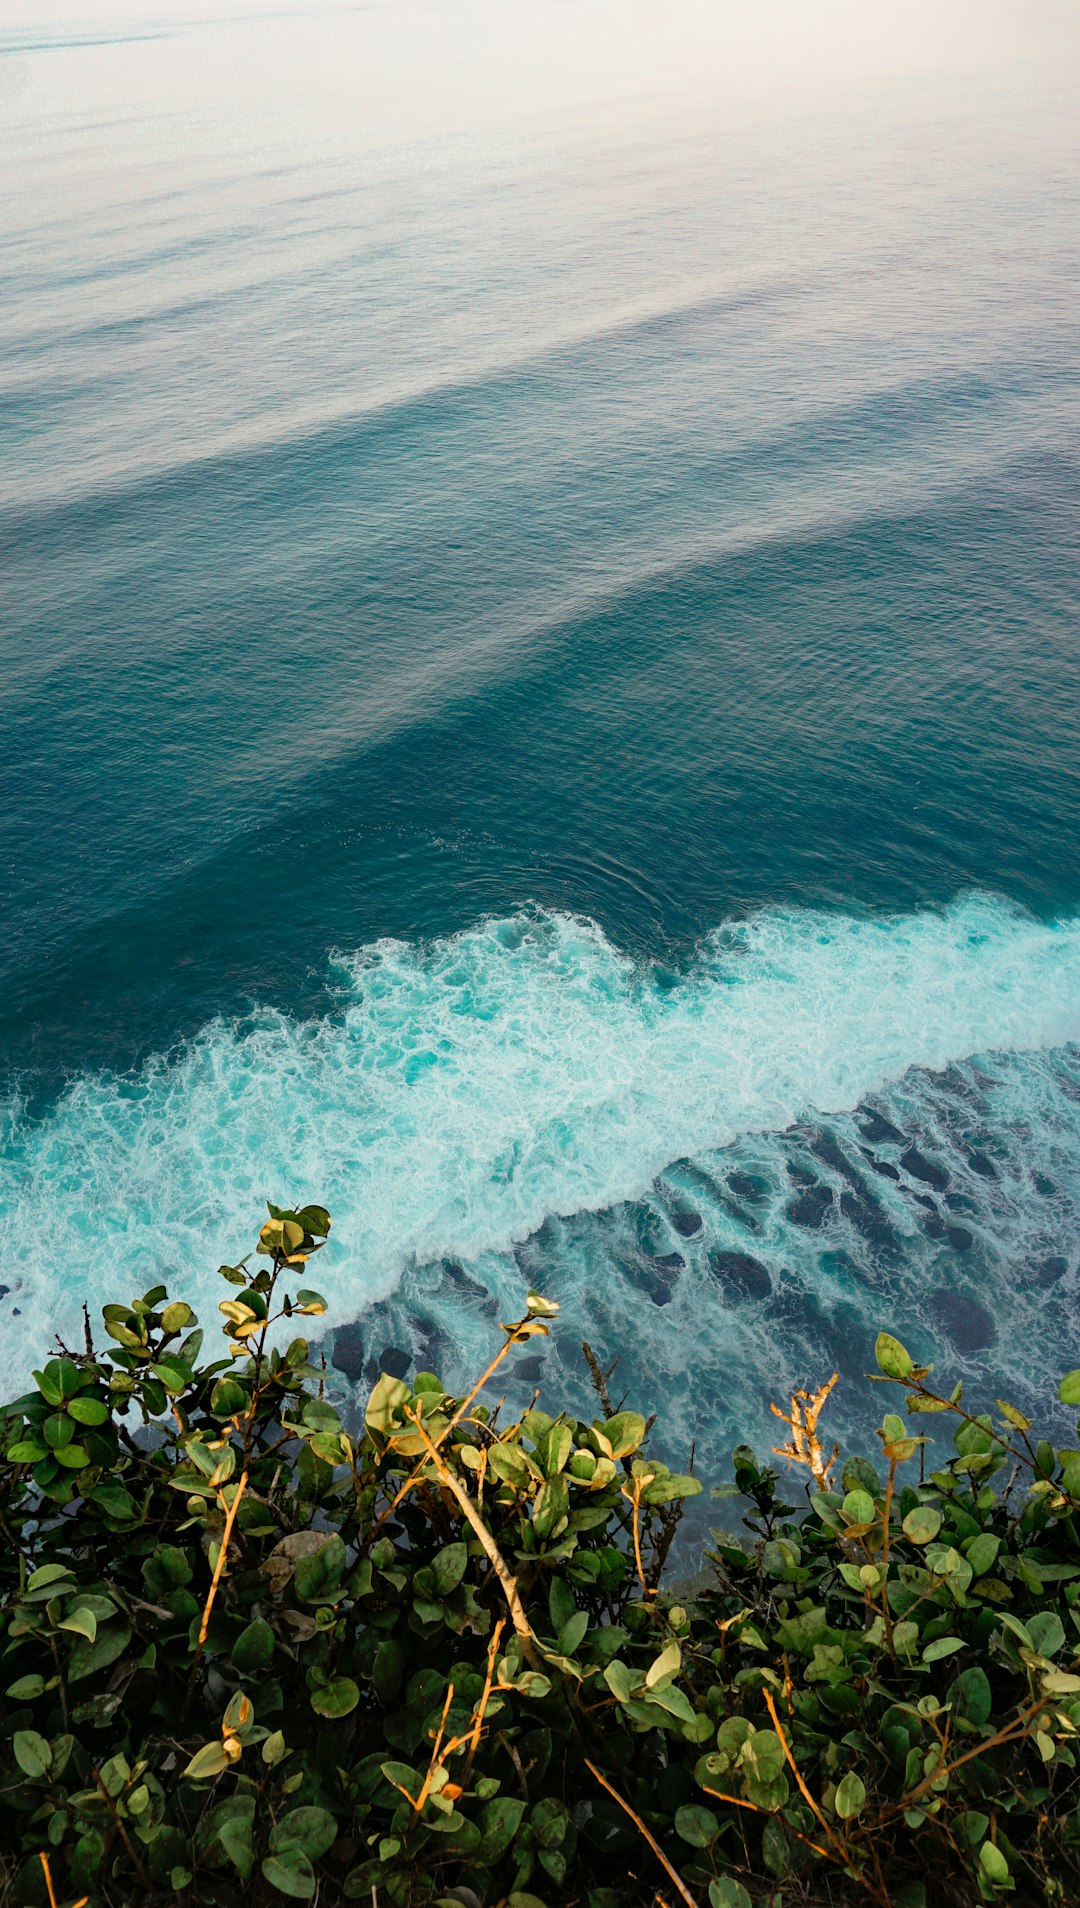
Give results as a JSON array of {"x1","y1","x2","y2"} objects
[{"x1": 2, "y1": 1204, "x2": 1080, "y2": 1907}]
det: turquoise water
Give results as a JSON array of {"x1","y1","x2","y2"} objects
[{"x1": 3, "y1": 5, "x2": 1080, "y2": 1471}]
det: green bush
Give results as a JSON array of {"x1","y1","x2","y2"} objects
[{"x1": 2, "y1": 1202, "x2": 1080, "y2": 1908}]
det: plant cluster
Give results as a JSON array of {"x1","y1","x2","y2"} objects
[{"x1": 1, "y1": 1203, "x2": 1080, "y2": 1908}]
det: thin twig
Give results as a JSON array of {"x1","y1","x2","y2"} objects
[
  {"x1": 92, "y1": 1768, "x2": 151, "y2": 1884},
  {"x1": 701, "y1": 1787, "x2": 839, "y2": 1866},
  {"x1": 462, "y1": 1617, "x2": 507, "y2": 1785},
  {"x1": 406, "y1": 1407, "x2": 541, "y2": 1666},
  {"x1": 762, "y1": 1687, "x2": 857, "y2": 1875},
  {"x1": 586, "y1": 1758, "x2": 696, "y2": 1908},
  {"x1": 181, "y1": 1469, "x2": 249, "y2": 1720},
  {"x1": 582, "y1": 1341, "x2": 618, "y2": 1417},
  {"x1": 622, "y1": 1472, "x2": 655, "y2": 1600}
]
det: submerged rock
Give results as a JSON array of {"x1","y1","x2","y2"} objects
[
  {"x1": 930, "y1": 1288, "x2": 996, "y2": 1354},
  {"x1": 378, "y1": 1345, "x2": 412, "y2": 1379},
  {"x1": 1031, "y1": 1255, "x2": 1068, "y2": 1289},
  {"x1": 858, "y1": 1110, "x2": 905, "y2": 1146},
  {"x1": 670, "y1": 1207, "x2": 703, "y2": 1239},
  {"x1": 862, "y1": 1150, "x2": 901, "y2": 1181},
  {"x1": 332, "y1": 1323, "x2": 364, "y2": 1382},
  {"x1": 728, "y1": 1171, "x2": 769, "y2": 1204},
  {"x1": 625, "y1": 1252, "x2": 683, "y2": 1307},
  {"x1": 709, "y1": 1250, "x2": 772, "y2": 1301},
  {"x1": 901, "y1": 1147, "x2": 949, "y2": 1192},
  {"x1": 443, "y1": 1259, "x2": 489, "y2": 1301},
  {"x1": 839, "y1": 1189, "x2": 895, "y2": 1251},
  {"x1": 787, "y1": 1185, "x2": 833, "y2": 1230},
  {"x1": 810, "y1": 1131, "x2": 861, "y2": 1187}
]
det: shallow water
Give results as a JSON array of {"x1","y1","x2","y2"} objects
[{"x1": 2, "y1": 3, "x2": 1079, "y2": 1477}]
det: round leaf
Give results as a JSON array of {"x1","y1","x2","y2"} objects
[
  {"x1": 834, "y1": 1772, "x2": 866, "y2": 1819},
  {"x1": 6, "y1": 1674, "x2": 46, "y2": 1701},
  {"x1": 1059, "y1": 1371, "x2": 1080, "y2": 1407},
  {"x1": 13, "y1": 1730, "x2": 52, "y2": 1779},
  {"x1": 902, "y1": 1505, "x2": 942, "y2": 1545},
  {"x1": 271, "y1": 1807, "x2": 338, "y2": 1860},
  {"x1": 232, "y1": 1617, "x2": 275, "y2": 1674},
  {"x1": 923, "y1": 1635, "x2": 965, "y2": 1663},
  {"x1": 875, "y1": 1332, "x2": 914, "y2": 1380},
  {"x1": 262, "y1": 1850, "x2": 315, "y2": 1899},
  {"x1": 183, "y1": 1741, "x2": 231, "y2": 1781},
  {"x1": 979, "y1": 1841, "x2": 1009, "y2": 1883},
  {"x1": 310, "y1": 1676, "x2": 359, "y2": 1719},
  {"x1": 66, "y1": 1396, "x2": 109, "y2": 1427},
  {"x1": 53, "y1": 1444, "x2": 90, "y2": 1469},
  {"x1": 44, "y1": 1413, "x2": 75, "y2": 1450},
  {"x1": 675, "y1": 1804, "x2": 718, "y2": 1847}
]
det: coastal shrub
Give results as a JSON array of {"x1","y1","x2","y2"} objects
[{"x1": 2, "y1": 1206, "x2": 1080, "y2": 1907}]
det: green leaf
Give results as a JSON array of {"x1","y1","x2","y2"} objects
[
  {"x1": 43, "y1": 1412, "x2": 75, "y2": 1449},
  {"x1": 842, "y1": 1487, "x2": 876, "y2": 1525},
  {"x1": 218, "y1": 1813, "x2": 255, "y2": 1881},
  {"x1": 161, "y1": 1300, "x2": 196, "y2": 1333},
  {"x1": 6, "y1": 1439, "x2": 48, "y2": 1463},
  {"x1": 902, "y1": 1505, "x2": 942, "y2": 1545},
  {"x1": 979, "y1": 1841, "x2": 1009, "y2": 1883},
  {"x1": 876, "y1": 1333, "x2": 914, "y2": 1380},
  {"x1": 210, "y1": 1377, "x2": 248, "y2": 1417},
  {"x1": 27, "y1": 1563, "x2": 75, "y2": 1594},
  {"x1": 59, "y1": 1608, "x2": 98, "y2": 1644},
  {"x1": 432, "y1": 1542, "x2": 468, "y2": 1596},
  {"x1": 965, "y1": 1532, "x2": 1000, "y2": 1578},
  {"x1": 557, "y1": 1610, "x2": 588, "y2": 1656},
  {"x1": 1028, "y1": 1611, "x2": 1065, "y2": 1658},
  {"x1": 53, "y1": 1443, "x2": 90, "y2": 1469},
  {"x1": 34, "y1": 1358, "x2": 83, "y2": 1405},
  {"x1": 294, "y1": 1204, "x2": 331, "y2": 1237},
  {"x1": 183, "y1": 1741, "x2": 231, "y2": 1780},
  {"x1": 487, "y1": 1440, "x2": 531, "y2": 1487},
  {"x1": 549, "y1": 1576, "x2": 575, "y2": 1635},
  {"x1": 835, "y1": 1772, "x2": 866, "y2": 1819},
  {"x1": 13, "y1": 1730, "x2": 52, "y2": 1779},
  {"x1": 674, "y1": 1804, "x2": 718, "y2": 1847},
  {"x1": 710, "y1": 1883, "x2": 752, "y2": 1908},
  {"x1": 923, "y1": 1635, "x2": 965, "y2": 1663},
  {"x1": 143, "y1": 1545, "x2": 193, "y2": 1596},
  {"x1": 300, "y1": 1397, "x2": 340, "y2": 1432},
  {"x1": 742, "y1": 1729, "x2": 786, "y2": 1785},
  {"x1": 1059, "y1": 1371, "x2": 1080, "y2": 1407},
  {"x1": 294, "y1": 1533, "x2": 346, "y2": 1603},
  {"x1": 372, "y1": 1638, "x2": 404, "y2": 1704},
  {"x1": 533, "y1": 1477, "x2": 569, "y2": 1541},
  {"x1": 476, "y1": 1795, "x2": 526, "y2": 1861},
  {"x1": 646, "y1": 1641, "x2": 681, "y2": 1688},
  {"x1": 271, "y1": 1807, "x2": 338, "y2": 1860},
  {"x1": 602, "y1": 1411, "x2": 646, "y2": 1459},
  {"x1": 310, "y1": 1676, "x2": 359, "y2": 1718},
  {"x1": 262, "y1": 1850, "x2": 316, "y2": 1899},
  {"x1": 365, "y1": 1372, "x2": 411, "y2": 1435},
  {"x1": 6, "y1": 1674, "x2": 46, "y2": 1701},
  {"x1": 232, "y1": 1617, "x2": 275, "y2": 1673},
  {"x1": 66, "y1": 1395, "x2": 109, "y2": 1426},
  {"x1": 68, "y1": 1625, "x2": 132, "y2": 1683},
  {"x1": 949, "y1": 1666, "x2": 991, "y2": 1726}
]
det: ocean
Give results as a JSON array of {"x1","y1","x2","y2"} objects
[{"x1": 3, "y1": 2, "x2": 1080, "y2": 1486}]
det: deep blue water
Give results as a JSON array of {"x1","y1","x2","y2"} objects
[{"x1": 2, "y1": 5, "x2": 1080, "y2": 1482}]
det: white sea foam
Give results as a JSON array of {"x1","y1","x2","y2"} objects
[{"x1": 1, "y1": 893, "x2": 1078, "y2": 1391}]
